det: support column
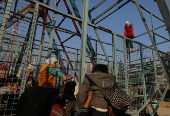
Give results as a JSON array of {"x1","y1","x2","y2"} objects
[
  {"x1": 123, "y1": 37, "x2": 128, "y2": 93},
  {"x1": 80, "y1": 0, "x2": 89, "y2": 84},
  {"x1": 20, "y1": 2, "x2": 39, "y2": 94},
  {"x1": 151, "y1": 14, "x2": 156, "y2": 43},
  {"x1": 112, "y1": 33, "x2": 117, "y2": 77},
  {"x1": 35, "y1": 45, "x2": 42, "y2": 86},
  {"x1": 47, "y1": 0, "x2": 59, "y2": 58},
  {"x1": 156, "y1": 0, "x2": 170, "y2": 35},
  {"x1": 140, "y1": 44, "x2": 147, "y2": 103},
  {"x1": 69, "y1": 0, "x2": 96, "y2": 64}
]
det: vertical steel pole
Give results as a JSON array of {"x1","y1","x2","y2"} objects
[
  {"x1": 10, "y1": 40, "x2": 20, "y2": 75},
  {"x1": 128, "y1": 42, "x2": 131, "y2": 68},
  {"x1": 123, "y1": 38, "x2": 128, "y2": 93},
  {"x1": 152, "y1": 49, "x2": 158, "y2": 89},
  {"x1": 73, "y1": 54, "x2": 76, "y2": 78},
  {"x1": 97, "y1": 58, "x2": 99, "y2": 64},
  {"x1": 35, "y1": 45, "x2": 42, "y2": 86},
  {"x1": 109, "y1": 61, "x2": 111, "y2": 74},
  {"x1": 80, "y1": 0, "x2": 89, "y2": 84},
  {"x1": 47, "y1": 0, "x2": 59, "y2": 58},
  {"x1": 112, "y1": 33, "x2": 117, "y2": 77},
  {"x1": 77, "y1": 49, "x2": 78, "y2": 70},
  {"x1": 39, "y1": 0, "x2": 50, "y2": 61},
  {"x1": 55, "y1": 49, "x2": 60, "y2": 88},
  {"x1": 95, "y1": 40, "x2": 97, "y2": 57},
  {"x1": 140, "y1": 44, "x2": 147, "y2": 106},
  {"x1": 20, "y1": 2, "x2": 39, "y2": 94},
  {"x1": 69, "y1": 0, "x2": 97, "y2": 63},
  {"x1": 0, "y1": 0, "x2": 13, "y2": 55},
  {"x1": 57, "y1": 49, "x2": 61, "y2": 69},
  {"x1": 151, "y1": 14, "x2": 156, "y2": 43}
]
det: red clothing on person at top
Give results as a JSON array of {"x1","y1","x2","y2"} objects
[{"x1": 124, "y1": 24, "x2": 134, "y2": 37}]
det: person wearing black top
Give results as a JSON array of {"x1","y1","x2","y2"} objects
[{"x1": 63, "y1": 74, "x2": 76, "y2": 116}]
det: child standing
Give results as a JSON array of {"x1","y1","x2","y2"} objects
[{"x1": 63, "y1": 74, "x2": 77, "y2": 116}]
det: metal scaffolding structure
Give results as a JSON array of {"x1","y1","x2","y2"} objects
[{"x1": 0, "y1": 0, "x2": 170, "y2": 115}]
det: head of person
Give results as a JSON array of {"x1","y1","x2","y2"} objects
[
  {"x1": 46, "y1": 57, "x2": 58, "y2": 68},
  {"x1": 66, "y1": 74, "x2": 74, "y2": 83},
  {"x1": 26, "y1": 64, "x2": 34, "y2": 81},
  {"x1": 104, "y1": 89, "x2": 132, "y2": 116},
  {"x1": 92, "y1": 64, "x2": 108, "y2": 74},
  {"x1": 152, "y1": 97, "x2": 156, "y2": 101},
  {"x1": 125, "y1": 21, "x2": 130, "y2": 27}
]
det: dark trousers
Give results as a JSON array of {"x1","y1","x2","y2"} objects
[
  {"x1": 92, "y1": 109, "x2": 109, "y2": 116},
  {"x1": 126, "y1": 36, "x2": 134, "y2": 48},
  {"x1": 65, "y1": 100, "x2": 76, "y2": 116}
]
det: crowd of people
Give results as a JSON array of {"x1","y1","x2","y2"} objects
[
  {"x1": 0, "y1": 21, "x2": 159, "y2": 116},
  {"x1": 0, "y1": 56, "x2": 133, "y2": 116}
]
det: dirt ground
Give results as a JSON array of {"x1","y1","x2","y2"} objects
[
  {"x1": 157, "y1": 107, "x2": 170, "y2": 116},
  {"x1": 156, "y1": 101, "x2": 170, "y2": 116}
]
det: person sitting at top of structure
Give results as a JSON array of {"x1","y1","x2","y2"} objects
[
  {"x1": 124, "y1": 21, "x2": 136, "y2": 52},
  {"x1": 38, "y1": 57, "x2": 67, "y2": 89},
  {"x1": 77, "y1": 64, "x2": 120, "y2": 116}
]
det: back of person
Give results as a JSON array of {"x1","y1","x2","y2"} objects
[
  {"x1": 87, "y1": 73, "x2": 118, "y2": 109},
  {"x1": 64, "y1": 75, "x2": 77, "y2": 116},
  {"x1": 64, "y1": 81, "x2": 76, "y2": 102},
  {"x1": 16, "y1": 86, "x2": 53, "y2": 116},
  {"x1": 38, "y1": 64, "x2": 55, "y2": 88},
  {"x1": 77, "y1": 64, "x2": 120, "y2": 116}
]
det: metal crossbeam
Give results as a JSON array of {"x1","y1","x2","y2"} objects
[{"x1": 156, "y1": 0, "x2": 170, "y2": 35}]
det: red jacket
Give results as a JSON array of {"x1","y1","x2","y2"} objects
[{"x1": 124, "y1": 24, "x2": 134, "y2": 37}]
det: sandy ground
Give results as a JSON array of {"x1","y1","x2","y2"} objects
[{"x1": 157, "y1": 107, "x2": 170, "y2": 116}]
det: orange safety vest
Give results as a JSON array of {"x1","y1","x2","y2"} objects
[{"x1": 38, "y1": 64, "x2": 56, "y2": 89}]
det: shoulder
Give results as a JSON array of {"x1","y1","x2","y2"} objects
[
  {"x1": 48, "y1": 65, "x2": 53, "y2": 68},
  {"x1": 130, "y1": 24, "x2": 133, "y2": 27},
  {"x1": 40, "y1": 64, "x2": 50, "y2": 72}
]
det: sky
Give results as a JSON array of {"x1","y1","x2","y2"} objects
[{"x1": 34, "y1": 0, "x2": 170, "y2": 60}]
